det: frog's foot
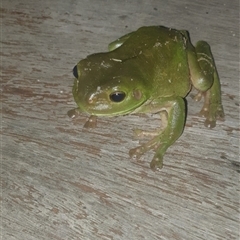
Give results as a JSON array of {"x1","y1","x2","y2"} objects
[
  {"x1": 192, "y1": 89, "x2": 224, "y2": 128},
  {"x1": 149, "y1": 154, "x2": 164, "y2": 170},
  {"x1": 129, "y1": 136, "x2": 166, "y2": 171},
  {"x1": 83, "y1": 115, "x2": 98, "y2": 128},
  {"x1": 67, "y1": 108, "x2": 80, "y2": 118},
  {"x1": 198, "y1": 89, "x2": 224, "y2": 128},
  {"x1": 199, "y1": 103, "x2": 224, "y2": 128}
]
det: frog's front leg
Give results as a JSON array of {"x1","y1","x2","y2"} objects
[
  {"x1": 133, "y1": 111, "x2": 168, "y2": 138},
  {"x1": 67, "y1": 108, "x2": 98, "y2": 128},
  {"x1": 188, "y1": 41, "x2": 224, "y2": 128},
  {"x1": 129, "y1": 96, "x2": 186, "y2": 170}
]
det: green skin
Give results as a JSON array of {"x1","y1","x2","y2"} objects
[{"x1": 70, "y1": 26, "x2": 224, "y2": 170}]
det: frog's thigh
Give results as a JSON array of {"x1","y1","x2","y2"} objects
[{"x1": 188, "y1": 41, "x2": 215, "y2": 92}]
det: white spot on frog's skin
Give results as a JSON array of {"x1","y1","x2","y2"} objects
[
  {"x1": 168, "y1": 79, "x2": 172, "y2": 83},
  {"x1": 95, "y1": 86, "x2": 104, "y2": 95},
  {"x1": 111, "y1": 58, "x2": 122, "y2": 62},
  {"x1": 183, "y1": 37, "x2": 187, "y2": 46},
  {"x1": 101, "y1": 61, "x2": 111, "y2": 68},
  {"x1": 88, "y1": 86, "x2": 104, "y2": 104},
  {"x1": 95, "y1": 104, "x2": 110, "y2": 110},
  {"x1": 153, "y1": 42, "x2": 162, "y2": 47},
  {"x1": 88, "y1": 93, "x2": 95, "y2": 103},
  {"x1": 177, "y1": 63, "x2": 182, "y2": 71}
]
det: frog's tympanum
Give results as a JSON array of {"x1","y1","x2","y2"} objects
[{"x1": 69, "y1": 26, "x2": 224, "y2": 170}]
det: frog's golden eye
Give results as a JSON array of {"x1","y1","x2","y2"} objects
[
  {"x1": 73, "y1": 65, "x2": 79, "y2": 79},
  {"x1": 109, "y1": 91, "x2": 126, "y2": 102}
]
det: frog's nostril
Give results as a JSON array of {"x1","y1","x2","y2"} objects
[{"x1": 73, "y1": 65, "x2": 78, "y2": 78}]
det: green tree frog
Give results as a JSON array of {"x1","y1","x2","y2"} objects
[{"x1": 69, "y1": 26, "x2": 224, "y2": 170}]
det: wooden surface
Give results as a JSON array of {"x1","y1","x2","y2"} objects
[{"x1": 2, "y1": 0, "x2": 239, "y2": 239}]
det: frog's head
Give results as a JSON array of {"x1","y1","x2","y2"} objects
[{"x1": 72, "y1": 59, "x2": 149, "y2": 116}]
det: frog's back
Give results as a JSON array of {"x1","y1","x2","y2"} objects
[{"x1": 118, "y1": 26, "x2": 192, "y2": 98}]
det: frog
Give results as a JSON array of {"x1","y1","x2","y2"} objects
[{"x1": 69, "y1": 26, "x2": 224, "y2": 170}]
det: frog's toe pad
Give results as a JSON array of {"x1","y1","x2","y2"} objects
[
  {"x1": 67, "y1": 108, "x2": 79, "y2": 118},
  {"x1": 198, "y1": 108, "x2": 209, "y2": 118},
  {"x1": 199, "y1": 103, "x2": 224, "y2": 128},
  {"x1": 204, "y1": 119, "x2": 216, "y2": 128},
  {"x1": 133, "y1": 129, "x2": 146, "y2": 138},
  {"x1": 129, "y1": 146, "x2": 145, "y2": 159},
  {"x1": 83, "y1": 115, "x2": 98, "y2": 128},
  {"x1": 150, "y1": 156, "x2": 163, "y2": 171}
]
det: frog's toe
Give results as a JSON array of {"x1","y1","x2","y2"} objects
[
  {"x1": 129, "y1": 146, "x2": 145, "y2": 159},
  {"x1": 204, "y1": 118, "x2": 216, "y2": 128},
  {"x1": 201, "y1": 104, "x2": 224, "y2": 128},
  {"x1": 150, "y1": 154, "x2": 163, "y2": 171},
  {"x1": 133, "y1": 129, "x2": 161, "y2": 138},
  {"x1": 67, "y1": 108, "x2": 79, "y2": 118},
  {"x1": 198, "y1": 107, "x2": 209, "y2": 118},
  {"x1": 129, "y1": 138, "x2": 158, "y2": 161},
  {"x1": 200, "y1": 108, "x2": 217, "y2": 128},
  {"x1": 216, "y1": 107, "x2": 225, "y2": 120},
  {"x1": 133, "y1": 129, "x2": 146, "y2": 138},
  {"x1": 192, "y1": 91, "x2": 204, "y2": 102},
  {"x1": 83, "y1": 115, "x2": 98, "y2": 128}
]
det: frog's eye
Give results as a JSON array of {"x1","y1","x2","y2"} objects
[
  {"x1": 73, "y1": 65, "x2": 79, "y2": 79},
  {"x1": 109, "y1": 91, "x2": 126, "y2": 102}
]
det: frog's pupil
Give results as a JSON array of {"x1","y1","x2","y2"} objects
[
  {"x1": 110, "y1": 91, "x2": 126, "y2": 102},
  {"x1": 73, "y1": 65, "x2": 78, "y2": 79}
]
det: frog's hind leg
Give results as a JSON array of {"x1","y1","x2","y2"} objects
[
  {"x1": 189, "y1": 41, "x2": 224, "y2": 128},
  {"x1": 197, "y1": 72, "x2": 224, "y2": 128}
]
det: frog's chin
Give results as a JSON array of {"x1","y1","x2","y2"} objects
[
  {"x1": 82, "y1": 105, "x2": 140, "y2": 117},
  {"x1": 79, "y1": 99, "x2": 147, "y2": 117},
  {"x1": 86, "y1": 108, "x2": 136, "y2": 117}
]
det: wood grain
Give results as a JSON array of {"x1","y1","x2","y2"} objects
[{"x1": 2, "y1": 0, "x2": 239, "y2": 239}]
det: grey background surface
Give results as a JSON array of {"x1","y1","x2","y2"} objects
[{"x1": 2, "y1": 0, "x2": 239, "y2": 239}]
